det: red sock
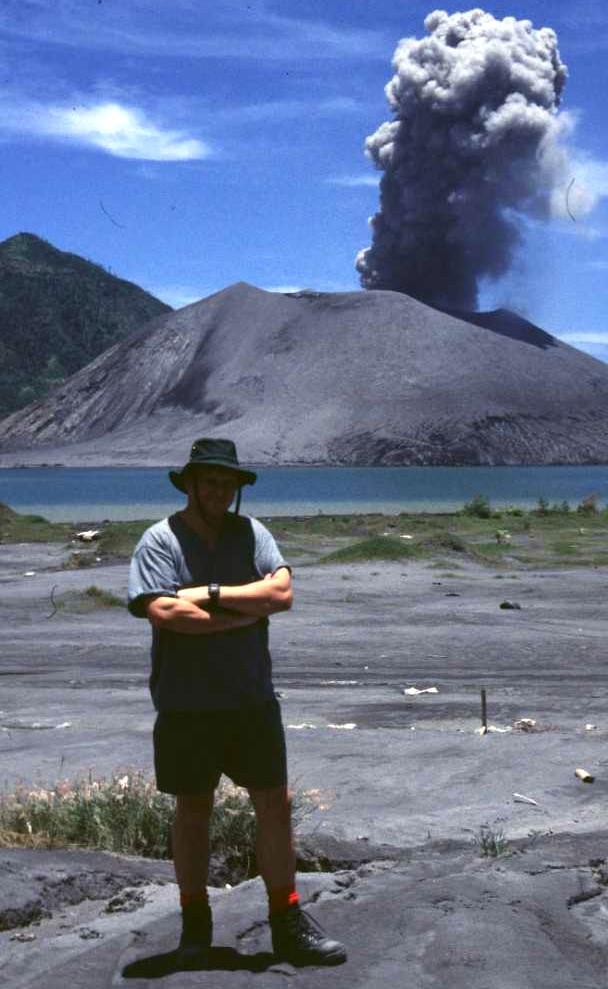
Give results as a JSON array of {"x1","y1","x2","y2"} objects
[
  {"x1": 268, "y1": 887, "x2": 300, "y2": 914},
  {"x1": 180, "y1": 889, "x2": 208, "y2": 909}
]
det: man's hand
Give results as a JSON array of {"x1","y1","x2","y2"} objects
[{"x1": 176, "y1": 567, "x2": 293, "y2": 618}]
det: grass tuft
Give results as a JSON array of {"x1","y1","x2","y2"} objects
[
  {"x1": 57, "y1": 585, "x2": 124, "y2": 611},
  {"x1": 474, "y1": 824, "x2": 508, "y2": 858}
]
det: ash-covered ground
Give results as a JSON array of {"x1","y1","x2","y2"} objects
[{"x1": 2, "y1": 539, "x2": 608, "y2": 987}]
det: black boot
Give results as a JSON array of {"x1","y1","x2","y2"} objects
[
  {"x1": 177, "y1": 900, "x2": 212, "y2": 970},
  {"x1": 270, "y1": 903, "x2": 346, "y2": 966}
]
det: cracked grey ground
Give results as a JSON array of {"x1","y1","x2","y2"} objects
[{"x1": 2, "y1": 545, "x2": 608, "y2": 986}]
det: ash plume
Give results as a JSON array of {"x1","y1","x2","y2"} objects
[{"x1": 356, "y1": 8, "x2": 581, "y2": 310}]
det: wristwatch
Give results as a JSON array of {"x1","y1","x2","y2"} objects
[{"x1": 208, "y1": 582, "x2": 221, "y2": 606}]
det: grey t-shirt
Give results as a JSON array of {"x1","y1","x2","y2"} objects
[{"x1": 128, "y1": 513, "x2": 288, "y2": 712}]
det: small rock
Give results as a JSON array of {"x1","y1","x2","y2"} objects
[
  {"x1": 513, "y1": 718, "x2": 537, "y2": 731},
  {"x1": 500, "y1": 600, "x2": 521, "y2": 610},
  {"x1": 105, "y1": 889, "x2": 146, "y2": 913},
  {"x1": 78, "y1": 927, "x2": 102, "y2": 940}
]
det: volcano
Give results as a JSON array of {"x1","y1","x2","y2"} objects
[{"x1": 1, "y1": 282, "x2": 607, "y2": 467}]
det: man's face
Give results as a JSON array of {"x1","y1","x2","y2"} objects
[{"x1": 186, "y1": 465, "x2": 240, "y2": 521}]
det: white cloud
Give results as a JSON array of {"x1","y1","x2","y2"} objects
[
  {"x1": 327, "y1": 175, "x2": 380, "y2": 188},
  {"x1": 219, "y1": 96, "x2": 364, "y2": 125},
  {"x1": 151, "y1": 285, "x2": 207, "y2": 309},
  {"x1": 5, "y1": 101, "x2": 210, "y2": 161},
  {"x1": 264, "y1": 285, "x2": 304, "y2": 294},
  {"x1": 565, "y1": 154, "x2": 608, "y2": 212},
  {"x1": 0, "y1": 0, "x2": 387, "y2": 61},
  {"x1": 559, "y1": 332, "x2": 608, "y2": 344},
  {"x1": 264, "y1": 280, "x2": 358, "y2": 294}
]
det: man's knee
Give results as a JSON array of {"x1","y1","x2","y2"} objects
[
  {"x1": 250, "y1": 785, "x2": 292, "y2": 824},
  {"x1": 176, "y1": 791, "x2": 215, "y2": 821}
]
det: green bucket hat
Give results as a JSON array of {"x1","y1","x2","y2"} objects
[{"x1": 169, "y1": 438, "x2": 257, "y2": 493}]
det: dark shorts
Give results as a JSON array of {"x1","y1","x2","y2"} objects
[{"x1": 153, "y1": 698, "x2": 287, "y2": 795}]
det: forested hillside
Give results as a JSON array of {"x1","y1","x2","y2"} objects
[{"x1": 0, "y1": 233, "x2": 171, "y2": 415}]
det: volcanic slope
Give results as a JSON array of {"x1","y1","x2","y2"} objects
[{"x1": 1, "y1": 281, "x2": 607, "y2": 466}]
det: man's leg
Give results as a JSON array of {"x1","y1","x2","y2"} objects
[
  {"x1": 173, "y1": 791, "x2": 215, "y2": 895},
  {"x1": 249, "y1": 785, "x2": 346, "y2": 965},
  {"x1": 248, "y1": 785, "x2": 296, "y2": 903},
  {"x1": 172, "y1": 792, "x2": 215, "y2": 968}
]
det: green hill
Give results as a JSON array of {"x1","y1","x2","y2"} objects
[{"x1": 0, "y1": 233, "x2": 172, "y2": 416}]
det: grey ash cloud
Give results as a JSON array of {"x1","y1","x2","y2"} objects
[{"x1": 356, "y1": 8, "x2": 578, "y2": 310}]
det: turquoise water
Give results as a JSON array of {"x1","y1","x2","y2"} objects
[{"x1": 1, "y1": 465, "x2": 607, "y2": 522}]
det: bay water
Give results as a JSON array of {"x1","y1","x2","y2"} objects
[{"x1": 1, "y1": 465, "x2": 607, "y2": 522}]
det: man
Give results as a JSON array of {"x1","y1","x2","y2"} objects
[{"x1": 128, "y1": 438, "x2": 346, "y2": 969}]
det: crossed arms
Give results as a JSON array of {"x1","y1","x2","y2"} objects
[{"x1": 144, "y1": 567, "x2": 293, "y2": 636}]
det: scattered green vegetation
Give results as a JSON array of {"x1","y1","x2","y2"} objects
[
  {"x1": 534, "y1": 496, "x2": 563, "y2": 516},
  {"x1": 321, "y1": 536, "x2": 419, "y2": 564},
  {"x1": 0, "y1": 502, "x2": 72, "y2": 544},
  {"x1": 95, "y1": 520, "x2": 151, "y2": 559},
  {"x1": 3, "y1": 494, "x2": 608, "y2": 571},
  {"x1": 474, "y1": 824, "x2": 508, "y2": 858}
]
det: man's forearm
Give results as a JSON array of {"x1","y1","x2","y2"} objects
[
  {"x1": 146, "y1": 596, "x2": 259, "y2": 635},
  {"x1": 177, "y1": 569, "x2": 293, "y2": 618}
]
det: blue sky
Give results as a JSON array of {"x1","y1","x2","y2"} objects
[{"x1": 1, "y1": 0, "x2": 607, "y2": 359}]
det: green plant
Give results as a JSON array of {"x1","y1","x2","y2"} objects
[
  {"x1": 535, "y1": 496, "x2": 550, "y2": 516},
  {"x1": 577, "y1": 493, "x2": 599, "y2": 515},
  {"x1": 502, "y1": 506, "x2": 525, "y2": 517},
  {"x1": 463, "y1": 494, "x2": 492, "y2": 519},
  {"x1": 534, "y1": 498, "x2": 570, "y2": 517},
  {"x1": 474, "y1": 824, "x2": 508, "y2": 858}
]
